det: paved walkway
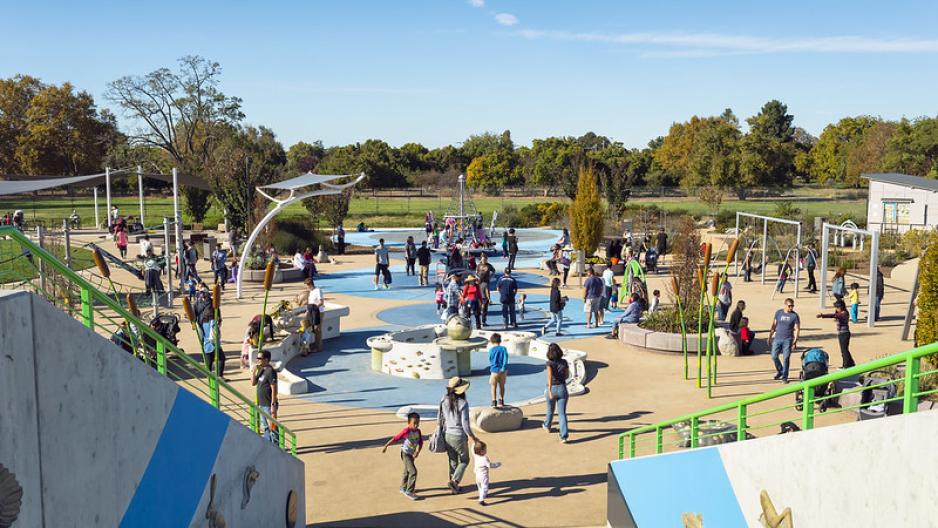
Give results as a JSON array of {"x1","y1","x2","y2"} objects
[{"x1": 76, "y1": 227, "x2": 921, "y2": 527}]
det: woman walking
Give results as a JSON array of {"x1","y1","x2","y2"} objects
[
  {"x1": 440, "y1": 377, "x2": 480, "y2": 494},
  {"x1": 542, "y1": 343, "x2": 570, "y2": 443},
  {"x1": 542, "y1": 278, "x2": 566, "y2": 336}
]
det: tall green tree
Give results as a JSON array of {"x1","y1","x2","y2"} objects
[
  {"x1": 0, "y1": 75, "x2": 42, "y2": 174},
  {"x1": 883, "y1": 116, "x2": 938, "y2": 178},
  {"x1": 286, "y1": 140, "x2": 325, "y2": 173},
  {"x1": 466, "y1": 150, "x2": 516, "y2": 193},
  {"x1": 568, "y1": 165, "x2": 604, "y2": 256},
  {"x1": 738, "y1": 100, "x2": 797, "y2": 195},
  {"x1": 526, "y1": 136, "x2": 585, "y2": 198},
  {"x1": 206, "y1": 125, "x2": 286, "y2": 231},
  {"x1": 808, "y1": 116, "x2": 878, "y2": 184},
  {"x1": 106, "y1": 56, "x2": 244, "y2": 221},
  {"x1": 846, "y1": 121, "x2": 897, "y2": 186}
]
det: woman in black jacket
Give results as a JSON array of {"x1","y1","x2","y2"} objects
[{"x1": 542, "y1": 278, "x2": 566, "y2": 336}]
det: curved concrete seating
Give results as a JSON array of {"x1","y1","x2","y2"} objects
[
  {"x1": 470, "y1": 406, "x2": 524, "y2": 432},
  {"x1": 241, "y1": 267, "x2": 306, "y2": 284},
  {"x1": 619, "y1": 322, "x2": 699, "y2": 353}
]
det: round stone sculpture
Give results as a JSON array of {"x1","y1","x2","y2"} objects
[
  {"x1": 715, "y1": 328, "x2": 739, "y2": 357},
  {"x1": 470, "y1": 405, "x2": 524, "y2": 433},
  {"x1": 446, "y1": 314, "x2": 472, "y2": 341}
]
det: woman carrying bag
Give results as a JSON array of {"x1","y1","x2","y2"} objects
[{"x1": 432, "y1": 377, "x2": 479, "y2": 494}]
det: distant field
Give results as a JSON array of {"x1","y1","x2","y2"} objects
[{"x1": 0, "y1": 192, "x2": 866, "y2": 229}]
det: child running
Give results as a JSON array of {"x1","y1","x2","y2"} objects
[
  {"x1": 472, "y1": 439, "x2": 501, "y2": 506},
  {"x1": 848, "y1": 282, "x2": 861, "y2": 323},
  {"x1": 381, "y1": 412, "x2": 424, "y2": 500}
]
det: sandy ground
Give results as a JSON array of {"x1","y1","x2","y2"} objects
[{"x1": 71, "y1": 229, "x2": 919, "y2": 528}]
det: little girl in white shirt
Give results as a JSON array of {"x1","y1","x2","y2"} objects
[{"x1": 472, "y1": 440, "x2": 501, "y2": 505}]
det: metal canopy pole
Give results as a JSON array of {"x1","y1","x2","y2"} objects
[
  {"x1": 164, "y1": 217, "x2": 173, "y2": 307},
  {"x1": 137, "y1": 165, "x2": 145, "y2": 227},
  {"x1": 734, "y1": 212, "x2": 740, "y2": 276},
  {"x1": 172, "y1": 168, "x2": 184, "y2": 295},
  {"x1": 63, "y1": 219, "x2": 72, "y2": 269},
  {"x1": 819, "y1": 224, "x2": 830, "y2": 309},
  {"x1": 105, "y1": 167, "x2": 112, "y2": 230},
  {"x1": 93, "y1": 187, "x2": 100, "y2": 228}
]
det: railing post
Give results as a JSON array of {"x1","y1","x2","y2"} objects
[
  {"x1": 655, "y1": 426, "x2": 663, "y2": 454},
  {"x1": 903, "y1": 356, "x2": 921, "y2": 414},
  {"x1": 209, "y1": 373, "x2": 220, "y2": 409},
  {"x1": 802, "y1": 385, "x2": 815, "y2": 430},
  {"x1": 737, "y1": 403, "x2": 747, "y2": 442},
  {"x1": 618, "y1": 435, "x2": 625, "y2": 460},
  {"x1": 155, "y1": 340, "x2": 167, "y2": 375},
  {"x1": 250, "y1": 406, "x2": 259, "y2": 433},
  {"x1": 291, "y1": 433, "x2": 297, "y2": 456},
  {"x1": 690, "y1": 417, "x2": 699, "y2": 448},
  {"x1": 80, "y1": 286, "x2": 94, "y2": 329}
]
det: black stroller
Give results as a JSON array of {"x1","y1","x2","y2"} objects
[
  {"x1": 644, "y1": 248, "x2": 659, "y2": 273},
  {"x1": 795, "y1": 348, "x2": 832, "y2": 412}
]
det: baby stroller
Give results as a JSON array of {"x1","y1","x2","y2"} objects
[
  {"x1": 644, "y1": 248, "x2": 659, "y2": 273},
  {"x1": 795, "y1": 348, "x2": 831, "y2": 412}
]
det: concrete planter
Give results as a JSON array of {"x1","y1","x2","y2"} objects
[
  {"x1": 241, "y1": 267, "x2": 306, "y2": 284},
  {"x1": 619, "y1": 323, "x2": 700, "y2": 353}
]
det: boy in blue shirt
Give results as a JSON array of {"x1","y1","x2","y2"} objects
[{"x1": 488, "y1": 333, "x2": 508, "y2": 407}]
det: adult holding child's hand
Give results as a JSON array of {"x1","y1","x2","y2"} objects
[{"x1": 439, "y1": 377, "x2": 479, "y2": 495}]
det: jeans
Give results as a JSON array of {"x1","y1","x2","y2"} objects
[
  {"x1": 776, "y1": 277, "x2": 787, "y2": 293},
  {"x1": 716, "y1": 302, "x2": 729, "y2": 321},
  {"x1": 444, "y1": 434, "x2": 470, "y2": 484},
  {"x1": 544, "y1": 310, "x2": 563, "y2": 334},
  {"x1": 850, "y1": 303, "x2": 859, "y2": 322},
  {"x1": 771, "y1": 338, "x2": 793, "y2": 380},
  {"x1": 401, "y1": 452, "x2": 417, "y2": 493},
  {"x1": 507, "y1": 253, "x2": 517, "y2": 271},
  {"x1": 214, "y1": 269, "x2": 227, "y2": 287},
  {"x1": 838, "y1": 332, "x2": 856, "y2": 368},
  {"x1": 875, "y1": 298, "x2": 882, "y2": 320},
  {"x1": 406, "y1": 258, "x2": 416, "y2": 276},
  {"x1": 602, "y1": 286, "x2": 612, "y2": 311},
  {"x1": 259, "y1": 405, "x2": 275, "y2": 443},
  {"x1": 544, "y1": 384, "x2": 569, "y2": 440},
  {"x1": 465, "y1": 299, "x2": 481, "y2": 328},
  {"x1": 807, "y1": 266, "x2": 817, "y2": 291},
  {"x1": 501, "y1": 302, "x2": 517, "y2": 327}
]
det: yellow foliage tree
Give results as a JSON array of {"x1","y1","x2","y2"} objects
[{"x1": 568, "y1": 165, "x2": 604, "y2": 256}]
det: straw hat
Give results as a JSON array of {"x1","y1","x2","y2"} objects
[
  {"x1": 464, "y1": 275, "x2": 478, "y2": 283},
  {"x1": 447, "y1": 376, "x2": 470, "y2": 394}
]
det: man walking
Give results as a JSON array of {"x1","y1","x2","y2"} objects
[
  {"x1": 335, "y1": 223, "x2": 346, "y2": 255},
  {"x1": 374, "y1": 238, "x2": 392, "y2": 290},
  {"x1": 251, "y1": 349, "x2": 278, "y2": 443},
  {"x1": 805, "y1": 243, "x2": 818, "y2": 293},
  {"x1": 476, "y1": 254, "x2": 496, "y2": 326},
  {"x1": 404, "y1": 236, "x2": 417, "y2": 276},
  {"x1": 211, "y1": 245, "x2": 229, "y2": 290},
  {"x1": 416, "y1": 240, "x2": 432, "y2": 286},
  {"x1": 496, "y1": 269, "x2": 518, "y2": 329},
  {"x1": 768, "y1": 298, "x2": 801, "y2": 383},
  {"x1": 506, "y1": 228, "x2": 519, "y2": 272},
  {"x1": 583, "y1": 268, "x2": 605, "y2": 328},
  {"x1": 601, "y1": 265, "x2": 616, "y2": 313},
  {"x1": 875, "y1": 267, "x2": 884, "y2": 321}
]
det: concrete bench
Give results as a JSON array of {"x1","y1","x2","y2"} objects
[{"x1": 241, "y1": 267, "x2": 307, "y2": 284}]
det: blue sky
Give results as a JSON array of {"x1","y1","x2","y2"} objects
[{"x1": 4, "y1": 1, "x2": 938, "y2": 149}]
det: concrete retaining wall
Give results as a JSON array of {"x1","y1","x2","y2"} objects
[
  {"x1": 0, "y1": 291, "x2": 305, "y2": 527},
  {"x1": 608, "y1": 409, "x2": 938, "y2": 527}
]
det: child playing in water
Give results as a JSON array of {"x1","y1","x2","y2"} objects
[
  {"x1": 381, "y1": 412, "x2": 423, "y2": 501},
  {"x1": 472, "y1": 439, "x2": 501, "y2": 506}
]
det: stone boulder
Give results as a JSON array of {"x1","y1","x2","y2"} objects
[
  {"x1": 470, "y1": 405, "x2": 524, "y2": 433},
  {"x1": 715, "y1": 328, "x2": 739, "y2": 356}
]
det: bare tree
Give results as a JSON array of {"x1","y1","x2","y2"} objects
[{"x1": 106, "y1": 56, "x2": 244, "y2": 221}]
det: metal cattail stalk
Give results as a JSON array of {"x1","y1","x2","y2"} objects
[
  {"x1": 672, "y1": 274, "x2": 689, "y2": 380},
  {"x1": 124, "y1": 293, "x2": 144, "y2": 362},
  {"x1": 93, "y1": 247, "x2": 119, "y2": 300},
  {"x1": 257, "y1": 259, "x2": 276, "y2": 354},
  {"x1": 182, "y1": 296, "x2": 207, "y2": 364},
  {"x1": 702, "y1": 242, "x2": 713, "y2": 270},
  {"x1": 212, "y1": 283, "x2": 222, "y2": 377}
]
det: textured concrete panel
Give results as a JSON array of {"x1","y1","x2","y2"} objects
[{"x1": 0, "y1": 291, "x2": 42, "y2": 528}]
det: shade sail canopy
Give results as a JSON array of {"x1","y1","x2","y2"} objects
[
  {"x1": 259, "y1": 172, "x2": 359, "y2": 191},
  {"x1": 0, "y1": 173, "x2": 107, "y2": 196}
]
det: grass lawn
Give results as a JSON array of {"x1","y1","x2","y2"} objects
[
  {"x1": 0, "y1": 238, "x2": 94, "y2": 284},
  {"x1": 0, "y1": 192, "x2": 866, "y2": 230}
]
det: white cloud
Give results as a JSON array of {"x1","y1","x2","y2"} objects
[
  {"x1": 516, "y1": 29, "x2": 938, "y2": 55},
  {"x1": 467, "y1": 0, "x2": 484, "y2": 7},
  {"x1": 494, "y1": 13, "x2": 519, "y2": 26}
]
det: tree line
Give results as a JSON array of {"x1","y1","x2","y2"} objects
[{"x1": 2, "y1": 55, "x2": 938, "y2": 229}]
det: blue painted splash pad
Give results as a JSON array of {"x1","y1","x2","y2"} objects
[{"x1": 290, "y1": 328, "x2": 550, "y2": 411}]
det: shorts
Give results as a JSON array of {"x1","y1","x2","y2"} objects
[
  {"x1": 584, "y1": 297, "x2": 602, "y2": 314},
  {"x1": 489, "y1": 371, "x2": 507, "y2": 386}
]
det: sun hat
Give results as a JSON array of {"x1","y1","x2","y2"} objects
[
  {"x1": 447, "y1": 376, "x2": 470, "y2": 394},
  {"x1": 464, "y1": 275, "x2": 478, "y2": 283}
]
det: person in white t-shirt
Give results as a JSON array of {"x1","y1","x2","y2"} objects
[
  {"x1": 139, "y1": 234, "x2": 153, "y2": 258},
  {"x1": 303, "y1": 278, "x2": 324, "y2": 354}
]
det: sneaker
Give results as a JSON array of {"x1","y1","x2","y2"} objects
[
  {"x1": 498, "y1": 399, "x2": 504, "y2": 407},
  {"x1": 773, "y1": 373, "x2": 782, "y2": 380},
  {"x1": 491, "y1": 400, "x2": 497, "y2": 408},
  {"x1": 405, "y1": 491, "x2": 418, "y2": 501},
  {"x1": 555, "y1": 332, "x2": 563, "y2": 337},
  {"x1": 542, "y1": 423, "x2": 550, "y2": 432},
  {"x1": 374, "y1": 285, "x2": 379, "y2": 290},
  {"x1": 479, "y1": 500, "x2": 487, "y2": 506},
  {"x1": 560, "y1": 438, "x2": 569, "y2": 444}
]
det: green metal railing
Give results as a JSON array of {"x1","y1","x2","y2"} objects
[
  {"x1": 0, "y1": 226, "x2": 297, "y2": 455},
  {"x1": 618, "y1": 341, "x2": 938, "y2": 459}
]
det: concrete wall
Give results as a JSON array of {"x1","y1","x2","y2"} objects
[
  {"x1": 608, "y1": 409, "x2": 938, "y2": 527},
  {"x1": 0, "y1": 290, "x2": 305, "y2": 527}
]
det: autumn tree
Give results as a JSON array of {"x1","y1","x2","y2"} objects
[
  {"x1": 568, "y1": 165, "x2": 604, "y2": 256},
  {"x1": 883, "y1": 116, "x2": 938, "y2": 178},
  {"x1": 808, "y1": 116, "x2": 878, "y2": 184},
  {"x1": 106, "y1": 56, "x2": 244, "y2": 221}
]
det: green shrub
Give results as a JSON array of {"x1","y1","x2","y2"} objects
[
  {"x1": 268, "y1": 219, "x2": 326, "y2": 255},
  {"x1": 639, "y1": 307, "x2": 701, "y2": 333},
  {"x1": 715, "y1": 209, "x2": 736, "y2": 230},
  {"x1": 915, "y1": 238, "x2": 938, "y2": 350}
]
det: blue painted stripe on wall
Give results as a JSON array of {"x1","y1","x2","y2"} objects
[
  {"x1": 120, "y1": 390, "x2": 230, "y2": 527},
  {"x1": 609, "y1": 447, "x2": 747, "y2": 527}
]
